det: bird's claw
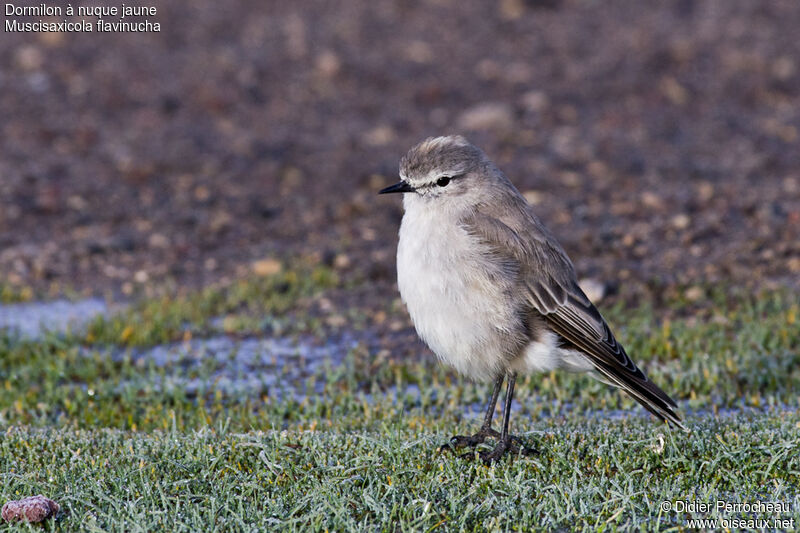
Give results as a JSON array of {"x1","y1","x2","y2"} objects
[
  {"x1": 439, "y1": 427, "x2": 499, "y2": 453},
  {"x1": 477, "y1": 437, "x2": 538, "y2": 464},
  {"x1": 440, "y1": 430, "x2": 537, "y2": 462}
]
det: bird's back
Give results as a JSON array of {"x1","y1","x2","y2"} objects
[{"x1": 461, "y1": 181, "x2": 685, "y2": 429}]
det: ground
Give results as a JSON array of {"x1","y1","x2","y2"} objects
[
  {"x1": 1, "y1": 0, "x2": 798, "y2": 305},
  {"x1": 1, "y1": 0, "x2": 799, "y2": 531},
  {"x1": 1, "y1": 280, "x2": 798, "y2": 530}
]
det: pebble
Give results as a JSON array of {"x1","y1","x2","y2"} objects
[
  {"x1": 333, "y1": 254, "x2": 351, "y2": 269},
  {"x1": 499, "y1": 0, "x2": 525, "y2": 20},
  {"x1": 363, "y1": 125, "x2": 396, "y2": 147},
  {"x1": 697, "y1": 182, "x2": 715, "y2": 202},
  {"x1": 670, "y1": 213, "x2": 692, "y2": 229},
  {"x1": 315, "y1": 50, "x2": 341, "y2": 77},
  {"x1": 251, "y1": 258, "x2": 282, "y2": 277},
  {"x1": 457, "y1": 102, "x2": 514, "y2": 132},
  {"x1": 522, "y1": 190, "x2": 543, "y2": 205},
  {"x1": 405, "y1": 41, "x2": 433, "y2": 63},
  {"x1": 640, "y1": 191, "x2": 664, "y2": 209},
  {"x1": 671, "y1": 213, "x2": 691, "y2": 230},
  {"x1": 148, "y1": 233, "x2": 170, "y2": 249},
  {"x1": 660, "y1": 77, "x2": 688, "y2": 105},
  {"x1": 684, "y1": 286, "x2": 704, "y2": 301},
  {"x1": 326, "y1": 314, "x2": 347, "y2": 328},
  {"x1": 2, "y1": 495, "x2": 59, "y2": 523},
  {"x1": 14, "y1": 45, "x2": 44, "y2": 71},
  {"x1": 578, "y1": 278, "x2": 607, "y2": 302},
  {"x1": 520, "y1": 91, "x2": 549, "y2": 112}
]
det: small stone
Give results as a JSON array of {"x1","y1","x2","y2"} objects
[
  {"x1": 522, "y1": 190, "x2": 543, "y2": 205},
  {"x1": 405, "y1": 41, "x2": 433, "y2": 63},
  {"x1": 317, "y1": 297, "x2": 334, "y2": 313},
  {"x1": 333, "y1": 254, "x2": 351, "y2": 269},
  {"x1": 38, "y1": 29, "x2": 66, "y2": 47},
  {"x1": 326, "y1": 314, "x2": 347, "y2": 328},
  {"x1": 361, "y1": 227, "x2": 377, "y2": 241},
  {"x1": 640, "y1": 191, "x2": 663, "y2": 209},
  {"x1": 2, "y1": 495, "x2": 59, "y2": 523},
  {"x1": 560, "y1": 171, "x2": 581, "y2": 187},
  {"x1": 14, "y1": 45, "x2": 44, "y2": 71},
  {"x1": 499, "y1": 0, "x2": 525, "y2": 19},
  {"x1": 684, "y1": 286, "x2": 704, "y2": 301},
  {"x1": 578, "y1": 278, "x2": 606, "y2": 302},
  {"x1": 671, "y1": 213, "x2": 691, "y2": 230},
  {"x1": 711, "y1": 314, "x2": 730, "y2": 325},
  {"x1": 660, "y1": 77, "x2": 688, "y2": 106},
  {"x1": 772, "y1": 56, "x2": 796, "y2": 80},
  {"x1": 148, "y1": 233, "x2": 170, "y2": 249},
  {"x1": 550, "y1": 127, "x2": 577, "y2": 159},
  {"x1": 457, "y1": 102, "x2": 514, "y2": 132},
  {"x1": 475, "y1": 59, "x2": 502, "y2": 80},
  {"x1": 520, "y1": 91, "x2": 549, "y2": 112},
  {"x1": 697, "y1": 181, "x2": 714, "y2": 202},
  {"x1": 366, "y1": 249, "x2": 389, "y2": 264},
  {"x1": 251, "y1": 258, "x2": 282, "y2": 277},
  {"x1": 193, "y1": 185, "x2": 211, "y2": 201},
  {"x1": 67, "y1": 195, "x2": 87, "y2": 211},
  {"x1": 587, "y1": 161, "x2": 608, "y2": 178},
  {"x1": 315, "y1": 50, "x2": 341, "y2": 77},
  {"x1": 209, "y1": 210, "x2": 232, "y2": 233},
  {"x1": 363, "y1": 125, "x2": 396, "y2": 147}
]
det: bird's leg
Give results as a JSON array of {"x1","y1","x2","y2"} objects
[
  {"x1": 479, "y1": 372, "x2": 537, "y2": 464},
  {"x1": 441, "y1": 374, "x2": 503, "y2": 451}
]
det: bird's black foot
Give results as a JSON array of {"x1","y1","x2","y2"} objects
[
  {"x1": 439, "y1": 428, "x2": 537, "y2": 463},
  {"x1": 477, "y1": 435, "x2": 538, "y2": 464},
  {"x1": 438, "y1": 427, "x2": 499, "y2": 454}
]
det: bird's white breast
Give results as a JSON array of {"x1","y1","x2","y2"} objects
[{"x1": 396, "y1": 199, "x2": 517, "y2": 381}]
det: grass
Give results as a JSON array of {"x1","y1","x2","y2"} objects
[
  {"x1": 3, "y1": 415, "x2": 798, "y2": 532},
  {"x1": 0, "y1": 274, "x2": 798, "y2": 531},
  {"x1": 82, "y1": 264, "x2": 338, "y2": 347},
  {"x1": 0, "y1": 284, "x2": 34, "y2": 305}
]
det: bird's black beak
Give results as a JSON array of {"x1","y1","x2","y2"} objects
[{"x1": 379, "y1": 181, "x2": 414, "y2": 194}]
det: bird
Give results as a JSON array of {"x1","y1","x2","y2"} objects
[{"x1": 379, "y1": 135, "x2": 686, "y2": 463}]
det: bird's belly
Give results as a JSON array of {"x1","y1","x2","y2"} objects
[
  {"x1": 397, "y1": 216, "x2": 516, "y2": 381},
  {"x1": 508, "y1": 330, "x2": 595, "y2": 374}
]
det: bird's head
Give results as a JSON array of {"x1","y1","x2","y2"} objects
[{"x1": 380, "y1": 136, "x2": 493, "y2": 202}]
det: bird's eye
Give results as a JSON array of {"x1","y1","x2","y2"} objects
[{"x1": 436, "y1": 176, "x2": 451, "y2": 187}]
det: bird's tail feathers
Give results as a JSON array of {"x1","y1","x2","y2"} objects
[{"x1": 590, "y1": 368, "x2": 689, "y2": 433}]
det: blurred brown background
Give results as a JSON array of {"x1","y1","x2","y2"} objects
[{"x1": 1, "y1": 0, "x2": 798, "y2": 304}]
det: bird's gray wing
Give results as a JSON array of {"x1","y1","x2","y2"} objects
[{"x1": 462, "y1": 205, "x2": 686, "y2": 431}]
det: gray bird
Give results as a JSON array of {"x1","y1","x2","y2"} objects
[{"x1": 380, "y1": 135, "x2": 686, "y2": 463}]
